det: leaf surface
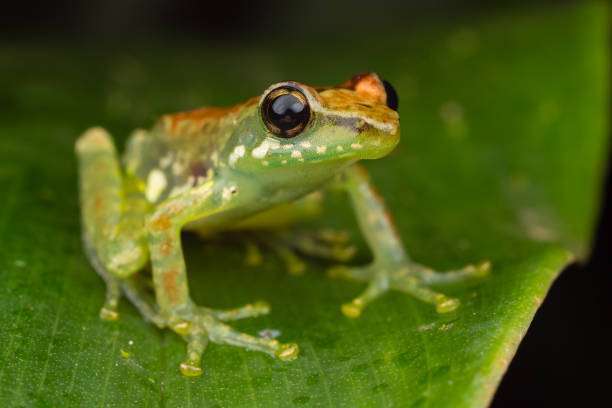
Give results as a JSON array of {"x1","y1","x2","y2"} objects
[{"x1": 0, "y1": 3, "x2": 607, "y2": 407}]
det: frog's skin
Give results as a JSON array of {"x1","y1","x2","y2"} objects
[{"x1": 76, "y1": 73, "x2": 490, "y2": 377}]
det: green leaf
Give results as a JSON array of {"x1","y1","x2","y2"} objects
[{"x1": 0, "y1": 2, "x2": 607, "y2": 406}]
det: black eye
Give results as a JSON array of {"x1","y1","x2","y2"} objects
[
  {"x1": 382, "y1": 79, "x2": 399, "y2": 111},
  {"x1": 262, "y1": 86, "x2": 311, "y2": 138}
]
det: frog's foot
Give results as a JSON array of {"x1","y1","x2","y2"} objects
[
  {"x1": 170, "y1": 301, "x2": 299, "y2": 377},
  {"x1": 243, "y1": 238, "x2": 307, "y2": 275},
  {"x1": 289, "y1": 229, "x2": 357, "y2": 263},
  {"x1": 328, "y1": 260, "x2": 491, "y2": 317},
  {"x1": 269, "y1": 241, "x2": 308, "y2": 276},
  {"x1": 257, "y1": 229, "x2": 356, "y2": 276},
  {"x1": 243, "y1": 229, "x2": 356, "y2": 276}
]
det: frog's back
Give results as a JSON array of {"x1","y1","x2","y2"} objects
[{"x1": 123, "y1": 97, "x2": 258, "y2": 203}]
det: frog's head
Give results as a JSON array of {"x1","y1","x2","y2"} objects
[{"x1": 229, "y1": 73, "x2": 399, "y2": 186}]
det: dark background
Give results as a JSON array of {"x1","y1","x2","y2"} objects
[{"x1": 2, "y1": 0, "x2": 610, "y2": 406}]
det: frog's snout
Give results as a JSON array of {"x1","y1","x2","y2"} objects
[{"x1": 356, "y1": 119, "x2": 400, "y2": 160}]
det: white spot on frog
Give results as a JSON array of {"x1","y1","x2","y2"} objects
[
  {"x1": 159, "y1": 153, "x2": 173, "y2": 168},
  {"x1": 222, "y1": 185, "x2": 238, "y2": 201},
  {"x1": 300, "y1": 141, "x2": 312, "y2": 148},
  {"x1": 229, "y1": 145, "x2": 246, "y2": 167},
  {"x1": 211, "y1": 151, "x2": 219, "y2": 166},
  {"x1": 252, "y1": 140, "x2": 274, "y2": 159},
  {"x1": 336, "y1": 145, "x2": 344, "y2": 152},
  {"x1": 316, "y1": 145, "x2": 327, "y2": 154},
  {"x1": 145, "y1": 169, "x2": 167, "y2": 202},
  {"x1": 351, "y1": 143, "x2": 363, "y2": 150},
  {"x1": 108, "y1": 246, "x2": 143, "y2": 271},
  {"x1": 291, "y1": 150, "x2": 302, "y2": 159},
  {"x1": 171, "y1": 160, "x2": 185, "y2": 175}
]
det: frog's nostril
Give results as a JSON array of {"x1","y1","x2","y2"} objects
[{"x1": 382, "y1": 80, "x2": 399, "y2": 111}]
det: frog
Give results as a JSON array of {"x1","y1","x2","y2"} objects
[{"x1": 75, "y1": 73, "x2": 490, "y2": 377}]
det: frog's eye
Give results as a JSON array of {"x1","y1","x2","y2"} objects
[
  {"x1": 382, "y1": 80, "x2": 399, "y2": 111},
  {"x1": 261, "y1": 86, "x2": 311, "y2": 138}
]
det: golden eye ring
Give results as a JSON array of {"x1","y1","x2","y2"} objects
[{"x1": 261, "y1": 86, "x2": 311, "y2": 138}]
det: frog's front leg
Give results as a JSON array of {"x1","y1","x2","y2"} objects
[
  {"x1": 330, "y1": 164, "x2": 490, "y2": 318},
  {"x1": 145, "y1": 180, "x2": 298, "y2": 377}
]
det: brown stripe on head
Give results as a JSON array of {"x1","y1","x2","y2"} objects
[{"x1": 313, "y1": 73, "x2": 399, "y2": 132}]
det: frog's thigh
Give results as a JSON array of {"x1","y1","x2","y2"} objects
[
  {"x1": 76, "y1": 127, "x2": 150, "y2": 319},
  {"x1": 76, "y1": 127, "x2": 148, "y2": 278},
  {"x1": 227, "y1": 191, "x2": 324, "y2": 231}
]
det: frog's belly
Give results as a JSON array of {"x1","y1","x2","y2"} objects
[{"x1": 185, "y1": 191, "x2": 323, "y2": 236}]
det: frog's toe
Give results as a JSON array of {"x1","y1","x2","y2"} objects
[
  {"x1": 205, "y1": 316, "x2": 299, "y2": 364},
  {"x1": 98, "y1": 274, "x2": 121, "y2": 321},
  {"x1": 291, "y1": 230, "x2": 357, "y2": 262},
  {"x1": 410, "y1": 260, "x2": 492, "y2": 285},
  {"x1": 206, "y1": 300, "x2": 271, "y2": 321},
  {"x1": 244, "y1": 241, "x2": 264, "y2": 267},
  {"x1": 435, "y1": 297, "x2": 460, "y2": 314},
  {"x1": 180, "y1": 361, "x2": 203, "y2": 377},
  {"x1": 341, "y1": 276, "x2": 388, "y2": 318},
  {"x1": 270, "y1": 243, "x2": 307, "y2": 276},
  {"x1": 99, "y1": 306, "x2": 120, "y2": 321},
  {"x1": 275, "y1": 342, "x2": 299, "y2": 361},
  {"x1": 315, "y1": 228, "x2": 351, "y2": 244},
  {"x1": 327, "y1": 264, "x2": 373, "y2": 281},
  {"x1": 179, "y1": 330, "x2": 208, "y2": 377}
]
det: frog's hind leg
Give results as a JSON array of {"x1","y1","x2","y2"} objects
[
  {"x1": 76, "y1": 127, "x2": 152, "y2": 321},
  {"x1": 224, "y1": 191, "x2": 355, "y2": 274},
  {"x1": 239, "y1": 230, "x2": 356, "y2": 276},
  {"x1": 286, "y1": 230, "x2": 357, "y2": 263},
  {"x1": 268, "y1": 238, "x2": 307, "y2": 276},
  {"x1": 255, "y1": 229, "x2": 357, "y2": 276},
  {"x1": 84, "y1": 236, "x2": 164, "y2": 326}
]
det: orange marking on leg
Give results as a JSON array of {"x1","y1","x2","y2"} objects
[
  {"x1": 150, "y1": 214, "x2": 172, "y2": 231},
  {"x1": 93, "y1": 196, "x2": 104, "y2": 211},
  {"x1": 160, "y1": 240, "x2": 173, "y2": 256},
  {"x1": 163, "y1": 268, "x2": 180, "y2": 304}
]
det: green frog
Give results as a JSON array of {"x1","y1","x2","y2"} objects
[{"x1": 76, "y1": 73, "x2": 489, "y2": 377}]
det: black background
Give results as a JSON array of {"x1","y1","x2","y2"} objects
[{"x1": 2, "y1": 1, "x2": 610, "y2": 406}]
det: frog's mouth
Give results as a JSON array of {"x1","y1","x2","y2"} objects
[
  {"x1": 355, "y1": 122, "x2": 400, "y2": 160},
  {"x1": 318, "y1": 112, "x2": 399, "y2": 161}
]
